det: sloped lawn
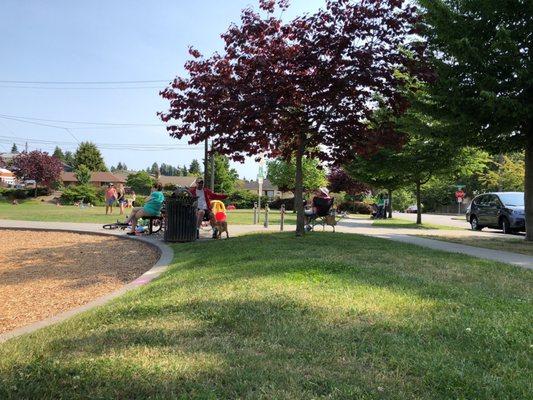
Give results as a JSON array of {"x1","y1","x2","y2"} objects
[{"x1": 0, "y1": 233, "x2": 531, "y2": 399}]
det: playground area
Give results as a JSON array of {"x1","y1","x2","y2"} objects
[{"x1": 0, "y1": 229, "x2": 159, "y2": 334}]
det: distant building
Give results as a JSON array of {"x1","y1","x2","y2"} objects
[
  {"x1": 0, "y1": 168, "x2": 16, "y2": 186},
  {"x1": 61, "y1": 171, "x2": 126, "y2": 187},
  {"x1": 236, "y1": 178, "x2": 286, "y2": 199}
]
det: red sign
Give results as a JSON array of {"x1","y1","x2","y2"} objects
[{"x1": 455, "y1": 190, "x2": 465, "y2": 199}]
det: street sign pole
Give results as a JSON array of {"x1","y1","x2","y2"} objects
[{"x1": 257, "y1": 155, "x2": 265, "y2": 221}]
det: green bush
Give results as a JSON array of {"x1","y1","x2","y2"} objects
[
  {"x1": 226, "y1": 190, "x2": 268, "y2": 209},
  {"x1": 61, "y1": 185, "x2": 103, "y2": 205},
  {"x1": 338, "y1": 201, "x2": 373, "y2": 214},
  {"x1": 0, "y1": 187, "x2": 50, "y2": 200},
  {"x1": 268, "y1": 197, "x2": 295, "y2": 211},
  {"x1": 392, "y1": 188, "x2": 416, "y2": 212}
]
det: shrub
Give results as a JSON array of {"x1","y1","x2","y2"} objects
[
  {"x1": 268, "y1": 197, "x2": 295, "y2": 211},
  {"x1": 338, "y1": 201, "x2": 373, "y2": 214},
  {"x1": 0, "y1": 187, "x2": 50, "y2": 200},
  {"x1": 226, "y1": 190, "x2": 268, "y2": 209},
  {"x1": 61, "y1": 184, "x2": 102, "y2": 205}
]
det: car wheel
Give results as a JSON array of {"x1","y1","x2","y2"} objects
[
  {"x1": 501, "y1": 218, "x2": 513, "y2": 234},
  {"x1": 470, "y1": 216, "x2": 483, "y2": 231}
]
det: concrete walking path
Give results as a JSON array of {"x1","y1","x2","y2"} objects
[{"x1": 1, "y1": 218, "x2": 532, "y2": 269}]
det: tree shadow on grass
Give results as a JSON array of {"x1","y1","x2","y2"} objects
[
  {"x1": 2, "y1": 297, "x2": 529, "y2": 400},
  {"x1": 0, "y1": 233, "x2": 530, "y2": 399}
]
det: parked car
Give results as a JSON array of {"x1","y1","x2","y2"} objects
[
  {"x1": 465, "y1": 192, "x2": 525, "y2": 234},
  {"x1": 405, "y1": 205, "x2": 418, "y2": 213}
]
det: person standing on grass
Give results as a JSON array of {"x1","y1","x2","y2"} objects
[
  {"x1": 105, "y1": 183, "x2": 117, "y2": 215},
  {"x1": 116, "y1": 183, "x2": 126, "y2": 215},
  {"x1": 124, "y1": 182, "x2": 164, "y2": 235},
  {"x1": 189, "y1": 178, "x2": 227, "y2": 239}
]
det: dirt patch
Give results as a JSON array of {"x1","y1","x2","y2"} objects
[{"x1": 0, "y1": 230, "x2": 159, "y2": 334}]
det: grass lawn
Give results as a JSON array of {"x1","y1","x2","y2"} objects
[
  {"x1": 373, "y1": 217, "x2": 461, "y2": 230},
  {"x1": 1, "y1": 233, "x2": 531, "y2": 399},
  {"x1": 0, "y1": 200, "x2": 296, "y2": 226},
  {"x1": 420, "y1": 234, "x2": 533, "y2": 256}
]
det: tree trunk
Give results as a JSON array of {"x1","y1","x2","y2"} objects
[
  {"x1": 387, "y1": 188, "x2": 392, "y2": 219},
  {"x1": 294, "y1": 133, "x2": 306, "y2": 236},
  {"x1": 416, "y1": 180, "x2": 422, "y2": 225},
  {"x1": 525, "y1": 133, "x2": 533, "y2": 241}
]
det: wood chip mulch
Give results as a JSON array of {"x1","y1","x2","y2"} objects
[{"x1": 0, "y1": 230, "x2": 159, "y2": 334}]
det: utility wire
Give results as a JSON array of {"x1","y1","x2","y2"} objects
[
  {"x1": 0, "y1": 85, "x2": 163, "y2": 90},
  {"x1": 0, "y1": 114, "x2": 165, "y2": 127},
  {"x1": 0, "y1": 80, "x2": 168, "y2": 84}
]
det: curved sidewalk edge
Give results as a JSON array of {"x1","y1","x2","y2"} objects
[{"x1": 0, "y1": 220, "x2": 174, "y2": 344}]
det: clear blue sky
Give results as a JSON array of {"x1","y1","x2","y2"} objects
[{"x1": 0, "y1": 0, "x2": 324, "y2": 178}]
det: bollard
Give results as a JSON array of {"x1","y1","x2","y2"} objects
[
  {"x1": 253, "y1": 202, "x2": 258, "y2": 224},
  {"x1": 280, "y1": 204, "x2": 285, "y2": 231},
  {"x1": 264, "y1": 204, "x2": 269, "y2": 228}
]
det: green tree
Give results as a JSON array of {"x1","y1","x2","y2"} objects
[
  {"x1": 74, "y1": 142, "x2": 107, "y2": 171},
  {"x1": 267, "y1": 157, "x2": 328, "y2": 193},
  {"x1": 126, "y1": 171, "x2": 154, "y2": 195},
  {"x1": 74, "y1": 164, "x2": 92, "y2": 185},
  {"x1": 181, "y1": 166, "x2": 188, "y2": 176},
  {"x1": 479, "y1": 153, "x2": 525, "y2": 192},
  {"x1": 206, "y1": 154, "x2": 238, "y2": 193},
  {"x1": 189, "y1": 159, "x2": 202, "y2": 175},
  {"x1": 150, "y1": 162, "x2": 159, "y2": 176},
  {"x1": 64, "y1": 151, "x2": 75, "y2": 167},
  {"x1": 418, "y1": 0, "x2": 533, "y2": 239},
  {"x1": 52, "y1": 146, "x2": 64, "y2": 161},
  {"x1": 11, "y1": 143, "x2": 18, "y2": 153}
]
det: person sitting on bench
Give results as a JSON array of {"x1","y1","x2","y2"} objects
[
  {"x1": 124, "y1": 182, "x2": 164, "y2": 235},
  {"x1": 305, "y1": 187, "x2": 332, "y2": 224}
]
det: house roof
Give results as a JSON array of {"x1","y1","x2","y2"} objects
[
  {"x1": 156, "y1": 175, "x2": 199, "y2": 187},
  {"x1": 61, "y1": 171, "x2": 126, "y2": 184},
  {"x1": 0, "y1": 168, "x2": 15, "y2": 177},
  {"x1": 237, "y1": 178, "x2": 277, "y2": 191}
]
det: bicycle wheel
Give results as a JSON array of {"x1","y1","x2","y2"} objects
[{"x1": 102, "y1": 224, "x2": 119, "y2": 230}]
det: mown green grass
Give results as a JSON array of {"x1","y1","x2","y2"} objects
[
  {"x1": 372, "y1": 217, "x2": 461, "y2": 230},
  {"x1": 0, "y1": 233, "x2": 531, "y2": 399},
  {"x1": 420, "y1": 234, "x2": 533, "y2": 256},
  {"x1": 0, "y1": 200, "x2": 296, "y2": 226}
]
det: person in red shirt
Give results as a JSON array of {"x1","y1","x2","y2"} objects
[{"x1": 189, "y1": 178, "x2": 228, "y2": 238}]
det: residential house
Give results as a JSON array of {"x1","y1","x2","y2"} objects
[
  {"x1": 61, "y1": 171, "x2": 126, "y2": 187},
  {"x1": 0, "y1": 168, "x2": 16, "y2": 187},
  {"x1": 236, "y1": 178, "x2": 287, "y2": 199}
]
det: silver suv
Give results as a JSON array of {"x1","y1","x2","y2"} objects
[{"x1": 466, "y1": 192, "x2": 525, "y2": 234}]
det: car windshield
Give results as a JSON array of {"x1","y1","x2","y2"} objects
[{"x1": 497, "y1": 193, "x2": 524, "y2": 207}]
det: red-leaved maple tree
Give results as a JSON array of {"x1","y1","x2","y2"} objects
[
  {"x1": 328, "y1": 167, "x2": 368, "y2": 197},
  {"x1": 12, "y1": 151, "x2": 62, "y2": 195},
  {"x1": 160, "y1": 0, "x2": 424, "y2": 235}
]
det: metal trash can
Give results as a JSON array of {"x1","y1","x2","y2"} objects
[{"x1": 164, "y1": 192, "x2": 197, "y2": 242}]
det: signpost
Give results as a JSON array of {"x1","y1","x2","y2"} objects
[
  {"x1": 455, "y1": 189, "x2": 465, "y2": 214},
  {"x1": 257, "y1": 156, "x2": 265, "y2": 223}
]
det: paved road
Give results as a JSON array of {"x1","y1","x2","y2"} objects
[{"x1": 391, "y1": 212, "x2": 470, "y2": 229}]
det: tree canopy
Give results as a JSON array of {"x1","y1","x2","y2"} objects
[
  {"x1": 267, "y1": 157, "x2": 327, "y2": 193},
  {"x1": 74, "y1": 164, "x2": 92, "y2": 186},
  {"x1": 206, "y1": 154, "x2": 238, "y2": 193},
  {"x1": 126, "y1": 171, "x2": 155, "y2": 195},
  {"x1": 417, "y1": 0, "x2": 533, "y2": 238},
  {"x1": 73, "y1": 142, "x2": 107, "y2": 172},
  {"x1": 160, "y1": 0, "x2": 425, "y2": 235},
  {"x1": 12, "y1": 151, "x2": 62, "y2": 191}
]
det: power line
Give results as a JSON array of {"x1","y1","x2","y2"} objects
[
  {"x1": 0, "y1": 85, "x2": 164, "y2": 90},
  {"x1": 0, "y1": 79, "x2": 169, "y2": 84},
  {"x1": 0, "y1": 114, "x2": 165, "y2": 127}
]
